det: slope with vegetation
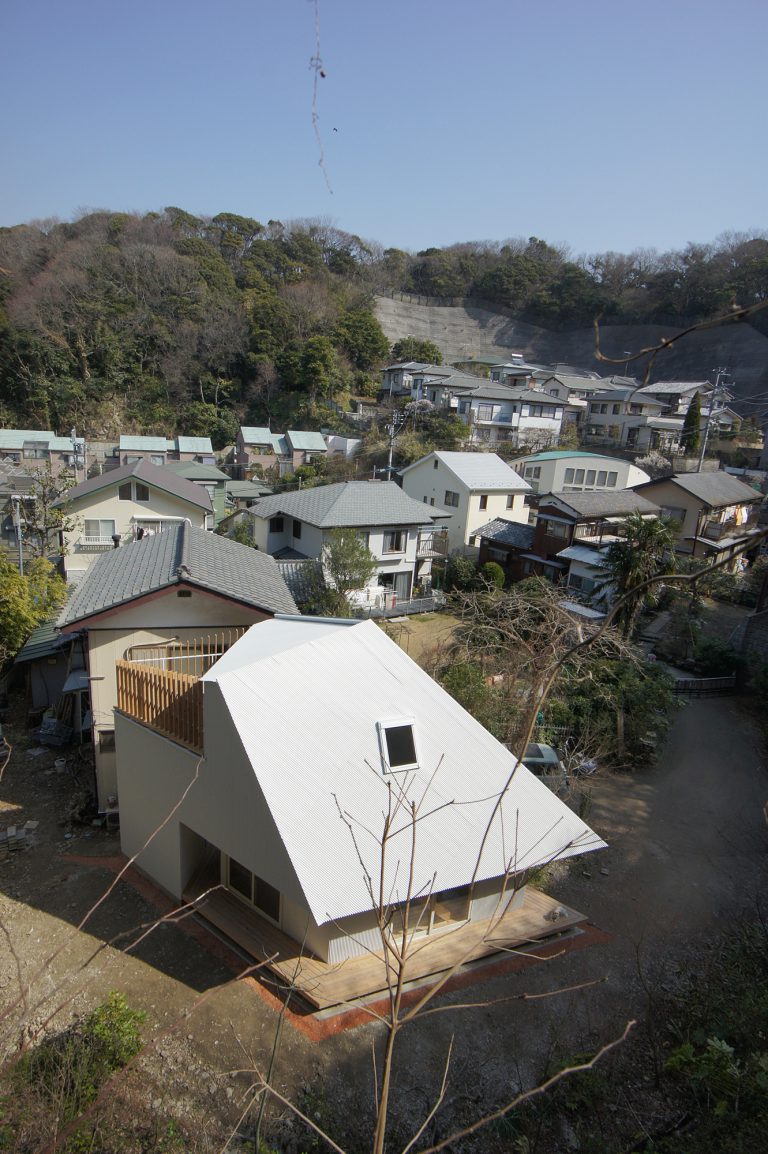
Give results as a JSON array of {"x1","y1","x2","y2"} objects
[{"x1": 2, "y1": 214, "x2": 768, "y2": 445}]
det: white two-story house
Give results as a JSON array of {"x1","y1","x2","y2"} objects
[
  {"x1": 399, "y1": 451, "x2": 531, "y2": 555},
  {"x1": 54, "y1": 460, "x2": 213, "y2": 581},
  {"x1": 456, "y1": 385, "x2": 565, "y2": 449},
  {"x1": 246, "y1": 481, "x2": 451, "y2": 606}
]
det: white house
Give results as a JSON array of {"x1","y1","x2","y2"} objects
[
  {"x1": 247, "y1": 481, "x2": 451, "y2": 605},
  {"x1": 57, "y1": 522, "x2": 298, "y2": 810},
  {"x1": 399, "y1": 451, "x2": 531, "y2": 555},
  {"x1": 114, "y1": 616, "x2": 604, "y2": 1006},
  {"x1": 511, "y1": 451, "x2": 651, "y2": 495},
  {"x1": 54, "y1": 460, "x2": 213, "y2": 581},
  {"x1": 456, "y1": 385, "x2": 565, "y2": 449}
]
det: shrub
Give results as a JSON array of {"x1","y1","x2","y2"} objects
[
  {"x1": 14, "y1": 992, "x2": 145, "y2": 1122},
  {"x1": 479, "y1": 561, "x2": 505, "y2": 589},
  {"x1": 694, "y1": 637, "x2": 742, "y2": 677}
]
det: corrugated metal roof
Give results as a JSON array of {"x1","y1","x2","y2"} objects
[
  {"x1": 250, "y1": 481, "x2": 448, "y2": 528},
  {"x1": 286, "y1": 430, "x2": 328, "y2": 452},
  {"x1": 175, "y1": 436, "x2": 214, "y2": 454},
  {"x1": 203, "y1": 618, "x2": 605, "y2": 924},
  {"x1": 557, "y1": 544, "x2": 608, "y2": 567},
  {"x1": 53, "y1": 459, "x2": 212, "y2": 511},
  {"x1": 402, "y1": 452, "x2": 530, "y2": 492},
  {"x1": 240, "y1": 426, "x2": 273, "y2": 444},
  {"x1": 58, "y1": 522, "x2": 298, "y2": 626},
  {"x1": 119, "y1": 436, "x2": 173, "y2": 452},
  {"x1": 0, "y1": 429, "x2": 56, "y2": 449},
  {"x1": 15, "y1": 616, "x2": 73, "y2": 663}
]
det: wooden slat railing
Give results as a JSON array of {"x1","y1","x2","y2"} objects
[{"x1": 116, "y1": 660, "x2": 204, "y2": 752}]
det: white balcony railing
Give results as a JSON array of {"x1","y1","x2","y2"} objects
[{"x1": 77, "y1": 535, "x2": 115, "y2": 551}]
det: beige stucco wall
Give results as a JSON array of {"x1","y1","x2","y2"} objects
[
  {"x1": 402, "y1": 458, "x2": 528, "y2": 553},
  {"x1": 83, "y1": 590, "x2": 267, "y2": 808},
  {"x1": 63, "y1": 486, "x2": 208, "y2": 577}
]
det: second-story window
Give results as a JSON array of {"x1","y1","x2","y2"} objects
[
  {"x1": 292, "y1": 519, "x2": 302, "y2": 539},
  {"x1": 479, "y1": 495, "x2": 488, "y2": 510},
  {"x1": 444, "y1": 490, "x2": 459, "y2": 507},
  {"x1": 269, "y1": 516, "x2": 284, "y2": 533},
  {"x1": 383, "y1": 530, "x2": 405, "y2": 553}
]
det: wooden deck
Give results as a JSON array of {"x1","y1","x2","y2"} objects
[{"x1": 183, "y1": 878, "x2": 588, "y2": 1011}]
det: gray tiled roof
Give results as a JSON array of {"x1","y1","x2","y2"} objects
[
  {"x1": 250, "y1": 482, "x2": 448, "y2": 528},
  {"x1": 275, "y1": 559, "x2": 325, "y2": 606},
  {"x1": 544, "y1": 491, "x2": 662, "y2": 518},
  {"x1": 58, "y1": 523, "x2": 298, "y2": 626},
  {"x1": 641, "y1": 471, "x2": 763, "y2": 509},
  {"x1": 475, "y1": 518, "x2": 536, "y2": 549},
  {"x1": 53, "y1": 459, "x2": 212, "y2": 512}
]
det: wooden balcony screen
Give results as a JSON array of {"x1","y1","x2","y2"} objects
[{"x1": 116, "y1": 660, "x2": 204, "y2": 753}]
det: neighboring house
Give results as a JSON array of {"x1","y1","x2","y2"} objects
[
  {"x1": 479, "y1": 489, "x2": 662, "y2": 585},
  {"x1": 162, "y1": 461, "x2": 230, "y2": 527},
  {"x1": 511, "y1": 451, "x2": 651, "y2": 495},
  {"x1": 225, "y1": 479, "x2": 273, "y2": 511},
  {"x1": 456, "y1": 385, "x2": 565, "y2": 449},
  {"x1": 235, "y1": 428, "x2": 328, "y2": 478},
  {"x1": 633, "y1": 472, "x2": 764, "y2": 566},
  {"x1": 633, "y1": 380, "x2": 715, "y2": 417},
  {"x1": 118, "y1": 435, "x2": 216, "y2": 466},
  {"x1": 380, "y1": 361, "x2": 452, "y2": 398},
  {"x1": 54, "y1": 460, "x2": 213, "y2": 581},
  {"x1": 0, "y1": 428, "x2": 84, "y2": 477},
  {"x1": 114, "y1": 615, "x2": 603, "y2": 1007},
  {"x1": 56, "y1": 522, "x2": 298, "y2": 810},
  {"x1": 322, "y1": 434, "x2": 362, "y2": 458},
  {"x1": 14, "y1": 614, "x2": 87, "y2": 718},
  {"x1": 488, "y1": 354, "x2": 539, "y2": 385},
  {"x1": 247, "y1": 481, "x2": 451, "y2": 606},
  {"x1": 399, "y1": 451, "x2": 531, "y2": 555}
]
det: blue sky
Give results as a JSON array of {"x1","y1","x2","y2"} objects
[{"x1": 1, "y1": 0, "x2": 764, "y2": 256}]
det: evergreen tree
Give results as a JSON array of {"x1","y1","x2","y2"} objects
[{"x1": 681, "y1": 392, "x2": 702, "y2": 454}]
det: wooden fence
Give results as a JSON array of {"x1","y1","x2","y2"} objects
[{"x1": 116, "y1": 660, "x2": 204, "y2": 752}]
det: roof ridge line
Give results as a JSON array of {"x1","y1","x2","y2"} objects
[{"x1": 175, "y1": 520, "x2": 191, "y2": 580}]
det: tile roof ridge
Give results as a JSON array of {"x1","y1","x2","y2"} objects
[{"x1": 175, "y1": 520, "x2": 191, "y2": 580}]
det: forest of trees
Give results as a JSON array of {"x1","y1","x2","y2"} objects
[{"x1": 1, "y1": 209, "x2": 767, "y2": 442}]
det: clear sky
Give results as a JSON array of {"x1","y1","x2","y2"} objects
[{"x1": 1, "y1": 0, "x2": 764, "y2": 257}]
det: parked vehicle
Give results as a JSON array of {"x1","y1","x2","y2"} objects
[{"x1": 521, "y1": 742, "x2": 568, "y2": 794}]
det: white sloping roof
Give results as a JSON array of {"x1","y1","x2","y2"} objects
[
  {"x1": 203, "y1": 618, "x2": 604, "y2": 925},
  {"x1": 402, "y1": 452, "x2": 531, "y2": 492}
]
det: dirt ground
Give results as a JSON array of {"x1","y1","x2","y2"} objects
[{"x1": 1, "y1": 624, "x2": 767, "y2": 1149}]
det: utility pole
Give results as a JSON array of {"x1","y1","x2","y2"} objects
[
  {"x1": 11, "y1": 494, "x2": 23, "y2": 576},
  {"x1": 373, "y1": 409, "x2": 409, "y2": 479},
  {"x1": 697, "y1": 367, "x2": 730, "y2": 472}
]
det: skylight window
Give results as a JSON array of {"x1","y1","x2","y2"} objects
[{"x1": 377, "y1": 718, "x2": 419, "y2": 772}]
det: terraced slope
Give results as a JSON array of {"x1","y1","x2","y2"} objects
[{"x1": 375, "y1": 295, "x2": 768, "y2": 396}]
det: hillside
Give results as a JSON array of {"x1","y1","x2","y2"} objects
[{"x1": 375, "y1": 294, "x2": 768, "y2": 399}]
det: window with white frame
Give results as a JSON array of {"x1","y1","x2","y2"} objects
[
  {"x1": 377, "y1": 718, "x2": 419, "y2": 772},
  {"x1": 84, "y1": 518, "x2": 116, "y2": 540},
  {"x1": 226, "y1": 857, "x2": 280, "y2": 922}
]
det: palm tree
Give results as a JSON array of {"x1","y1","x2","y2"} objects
[{"x1": 595, "y1": 512, "x2": 678, "y2": 637}]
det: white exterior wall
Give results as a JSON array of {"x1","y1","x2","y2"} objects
[
  {"x1": 516, "y1": 456, "x2": 651, "y2": 494},
  {"x1": 252, "y1": 514, "x2": 423, "y2": 602},
  {"x1": 63, "y1": 486, "x2": 208, "y2": 579},
  {"x1": 402, "y1": 458, "x2": 528, "y2": 554},
  {"x1": 116, "y1": 693, "x2": 333, "y2": 957}
]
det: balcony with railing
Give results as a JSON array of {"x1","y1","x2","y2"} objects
[
  {"x1": 115, "y1": 629, "x2": 246, "y2": 753},
  {"x1": 77, "y1": 534, "x2": 116, "y2": 552},
  {"x1": 701, "y1": 508, "x2": 761, "y2": 541},
  {"x1": 417, "y1": 530, "x2": 449, "y2": 558}
]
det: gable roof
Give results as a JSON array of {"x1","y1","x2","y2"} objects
[
  {"x1": 119, "y1": 435, "x2": 172, "y2": 452},
  {"x1": 0, "y1": 428, "x2": 57, "y2": 448},
  {"x1": 250, "y1": 481, "x2": 448, "y2": 528},
  {"x1": 541, "y1": 490, "x2": 661, "y2": 519},
  {"x1": 286, "y1": 430, "x2": 327, "y2": 452},
  {"x1": 163, "y1": 461, "x2": 229, "y2": 482},
  {"x1": 175, "y1": 436, "x2": 214, "y2": 454},
  {"x1": 58, "y1": 522, "x2": 298, "y2": 626},
  {"x1": 53, "y1": 459, "x2": 213, "y2": 512},
  {"x1": 401, "y1": 451, "x2": 530, "y2": 492},
  {"x1": 637, "y1": 471, "x2": 763, "y2": 508},
  {"x1": 203, "y1": 618, "x2": 604, "y2": 924}
]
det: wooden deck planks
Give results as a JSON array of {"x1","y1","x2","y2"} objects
[{"x1": 184, "y1": 881, "x2": 588, "y2": 1011}]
